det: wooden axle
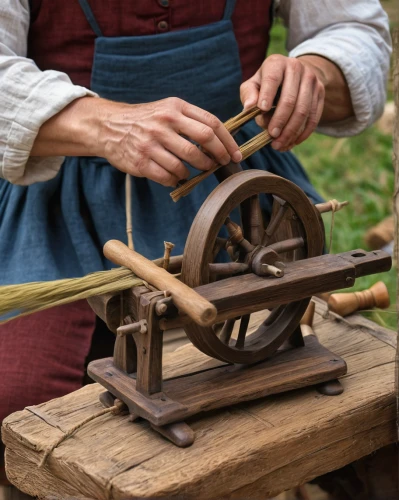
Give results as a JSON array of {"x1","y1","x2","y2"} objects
[{"x1": 103, "y1": 240, "x2": 217, "y2": 327}]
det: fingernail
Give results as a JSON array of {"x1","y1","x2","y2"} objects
[
  {"x1": 261, "y1": 99, "x2": 268, "y2": 111},
  {"x1": 271, "y1": 128, "x2": 281, "y2": 138},
  {"x1": 232, "y1": 151, "x2": 242, "y2": 163},
  {"x1": 272, "y1": 142, "x2": 282, "y2": 151}
]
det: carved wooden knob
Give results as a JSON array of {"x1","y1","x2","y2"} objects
[{"x1": 328, "y1": 281, "x2": 390, "y2": 317}]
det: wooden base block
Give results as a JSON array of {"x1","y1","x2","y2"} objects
[{"x1": 88, "y1": 336, "x2": 347, "y2": 428}]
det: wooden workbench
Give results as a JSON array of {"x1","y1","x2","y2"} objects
[{"x1": 1, "y1": 299, "x2": 396, "y2": 499}]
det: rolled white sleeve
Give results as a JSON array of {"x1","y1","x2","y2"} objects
[
  {"x1": 0, "y1": 0, "x2": 96, "y2": 185},
  {"x1": 277, "y1": 0, "x2": 392, "y2": 137}
]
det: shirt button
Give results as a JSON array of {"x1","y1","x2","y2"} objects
[
  {"x1": 158, "y1": 0, "x2": 169, "y2": 6},
  {"x1": 158, "y1": 20, "x2": 169, "y2": 31}
]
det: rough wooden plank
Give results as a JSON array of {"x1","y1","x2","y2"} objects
[{"x1": 2, "y1": 314, "x2": 395, "y2": 500}]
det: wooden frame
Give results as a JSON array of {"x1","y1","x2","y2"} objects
[{"x1": 88, "y1": 248, "x2": 390, "y2": 446}]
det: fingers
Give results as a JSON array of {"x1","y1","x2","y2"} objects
[
  {"x1": 240, "y1": 71, "x2": 261, "y2": 110},
  {"x1": 294, "y1": 84, "x2": 325, "y2": 146},
  {"x1": 267, "y1": 59, "x2": 302, "y2": 143},
  {"x1": 150, "y1": 146, "x2": 190, "y2": 180},
  {"x1": 270, "y1": 66, "x2": 314, "y2": 151},
  {"x1": 181, "y1": 103, "x2": 242, "y2": 163},
  {"x1": 240, "y1": 55, "x2": 326, "y2": 151},
  {"x1": 176, "y1": 117, "x2": 236, "y2": 169},
  {"x1": 257, "y1": 55, "x2": 285, "y2": 112},
  {"x1": 133, "y1": 157, "x2": 180, "y2": 187}
]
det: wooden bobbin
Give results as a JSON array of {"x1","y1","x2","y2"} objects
[{"x1": 328, "y1": 281, "x2": 390, "y2": 317}]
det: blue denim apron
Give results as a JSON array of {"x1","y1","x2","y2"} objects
[{"x1": 0, "y1": 0, "x2": 322, "y2": 284}]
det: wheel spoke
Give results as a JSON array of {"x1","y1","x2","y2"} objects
[
  {"x1": 212, "y1": 237, "x2": 228, "y2": 260},
  {"x1": 224, "y1": 217, "x2": 254, "y2": 253},
  {"x1": 240, "y1": 195, "x2": 264, "y2": 246},
  {"x1": 262, "y1": 196, "x2": 288, "y2": 246},
  {"x1": 220, "y1": 318, "x2": 236, "y2": 344},
  {"x1": 209, "y1": 262, "x2": 249, "y2": 276},
  {"x1": 267, "y1": 237, "x2": 304, "y2": 254},
  {"x1": 235, "y1": 314, "x2": 250, "y2": 348}
]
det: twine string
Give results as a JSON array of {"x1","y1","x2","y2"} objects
[
  {"x1": 30, "y1": 401, "x2": 126, "y2": 468},
  {"x1": 327, "y1": 199, "x2": 339, "y2": 254}
]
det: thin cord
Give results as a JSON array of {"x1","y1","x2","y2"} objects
[
  {"x1": 125, "y1": 174, "x2": 134, "y2": 251},
  {"x1": 327, "y1": 199, "x2": 339, "y2": 254}
]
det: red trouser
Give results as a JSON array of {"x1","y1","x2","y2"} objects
[{"x1": 0, "y1": 301, "x2": 96, "y2": 424}]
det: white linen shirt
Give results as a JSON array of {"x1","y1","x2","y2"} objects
[{"x1": 0, "y1": 0, "x2": 392, "y2": 185}]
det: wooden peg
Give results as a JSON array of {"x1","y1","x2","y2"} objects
[
  {"x1": 315, "y1": 199, "x2": 349, "y2": 214},
  {"x1": 328, "y1": 281, "x2": 390, "y2": 317},
  {"x1": 300, "y1": 300, "x2": 315, "y2": 337},
  {"x1": 163, "y1": 241, "x2": 175, "y2": 271},
  {"x1": 103, "y1": 240, "x2": 217, "y2": 327},
  {"x1": 117, "y1": 320, "x2": 147, "y2": 337},
  {"x1": 155, "y1": 297, "x2": 174, "y2": 316}
]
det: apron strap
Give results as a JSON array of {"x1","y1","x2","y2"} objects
[
  {"x1": 222, "y1": 0, "x2": 237, "y2": 20},
  {"x1": 78, "y1": 0, "x2": 103, "y2": 37}
]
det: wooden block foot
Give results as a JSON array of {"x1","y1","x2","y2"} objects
[
  {"x1": 99, "y1": 391, "x2": 116, "y2": 408},
  {"x1": 150, "y1": 421, "x2": 195, "y2": 447},
  {"x1": 316, "y1": 379, "x2": 344, "y2": 396}
]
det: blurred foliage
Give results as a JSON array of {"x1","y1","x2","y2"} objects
[{"x1": 267, "y1": 2, "x2": 397, "y2": 329}]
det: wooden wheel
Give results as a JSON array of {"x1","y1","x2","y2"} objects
[{"x1": 181, "y1": 170, "x2": 325, "y2": 364}]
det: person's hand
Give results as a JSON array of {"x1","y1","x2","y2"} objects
[
  {"x1": 240, "y1": 54, "x2": 326, "y2": 152},
  {"x1": 98, "y1": 97, "x2": 242, "y2": 186}
]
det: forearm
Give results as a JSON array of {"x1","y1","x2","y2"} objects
[
  {"x1": 31, "y1": 96, "x2": 103, "y2": 157},
  {"x1": 297, "y1": 55, "x2": 354, "y2": 124}
]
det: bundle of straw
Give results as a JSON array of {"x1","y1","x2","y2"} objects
[
  {"x1": 171, "y1": 106, "x2": 273, "y2": 202},
  {"x1": 0, "y1": 267, "x2": 142, "y2": 325}
]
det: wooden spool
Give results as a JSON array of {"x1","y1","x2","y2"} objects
[{"x1": 328, "y1": 281, "x2": 390, "y2": 317}]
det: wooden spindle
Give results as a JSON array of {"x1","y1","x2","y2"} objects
[{"x1": 328, "y1": 281, "x2": 390, "y2": 317}]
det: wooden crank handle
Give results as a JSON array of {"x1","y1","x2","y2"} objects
[{"x1": 103, "y1": 240, "x2": 217, "y2": 327}]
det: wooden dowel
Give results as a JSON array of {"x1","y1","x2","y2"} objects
[
  {"x1": 300, "y1": 300, "x2": 316, "y2": 338},
  {"x1": 153, "y1": 255, "x2": 183, "y2": 274},
  {"x1": 268, "y1": 237, "x2": 304, "y2": 254},
  {"x1": 315, "y1": 200, "x2": 349, "y2": 214},
  {"x1": 104, "y1": 240, "x2": 217, "y2": 327}
]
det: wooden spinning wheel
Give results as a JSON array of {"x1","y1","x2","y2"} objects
[
  {"x1": 88, "y1": 168, "x2": 391, "y2": 447},
  {"x1": 181, "y1": 169, "x2": 325, "y2": 364}
]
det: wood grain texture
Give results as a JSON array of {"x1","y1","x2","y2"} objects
[
  {"x1": 88, "y1": 335, "x2": 346, "y2": 426},
  {"x1": 2, "y1": 304, "x2": 396, "y2": 500}
]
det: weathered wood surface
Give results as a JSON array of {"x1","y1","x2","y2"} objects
[
  {"x1": 2, "y1": 299, "x2": 396, "y2": 500},
  {"x1": 88, "y1": 335, "x2": 347, "y2": 426}
]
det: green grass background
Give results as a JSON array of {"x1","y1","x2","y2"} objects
[{"x1": 267, "y1": 1, "x2": 397, "y2": 328}]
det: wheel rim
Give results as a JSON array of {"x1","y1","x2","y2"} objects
[{"x1": 181, "y1": 170, "x2": 324, "y2": 364}]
